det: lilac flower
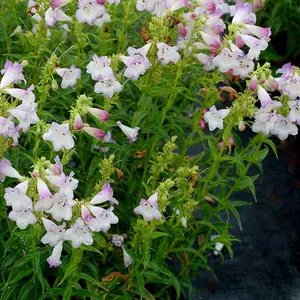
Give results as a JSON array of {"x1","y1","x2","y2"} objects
[
  {"x1": 8, "y1": 209, "x2": 37, "y2": 229},
  {"x1": 86, "y1": 55, "x2": 112, "y2": 81},
  {"x1": 243, "y1": 24, "x2": 271, "y2": 41},
  {"x1": 197, "y1": 0, "x2": 216, "y2": 14},
  {"x1": 281, "y1": 73, "x2": 300, "y2": 100},
  {"x1": 0, "y1": 60, "x2": 25, "y2": 88},
  {"x1": 121, "y1": 44, "x2": 152, "y2": 80},
  {"x1": 101, "y1": 131, "x2": 116, "y2": 152},
  {"x1": 56, "y1": 65, "x2": 81, "y2": 89},
  {"x1": 41, "y1": 217, "x2": 66, "y2": 247},
  {"x1": 204, "y1": 106, "x2": 230, "y2": 131},
  {"x1": 122, "y1": 246, "x2": 132, "y2": 268},
  {"x1": 47, "y1": 156, "x2": 63, "y2": 176},
  {"x1": 47, "y1": 192, "x2": 76, "y2": 222},
  {"x1": 94, "y1": 73, "x2": 122, "y2": 98},
  {"x1": 83, "y1": 127, "x2": 105, "y2": 140},
  {"x1": 0, "y1": 158, "x2": 21, "y2": 182},
  {"x1": 257, "y1": 85, "x2": 281, "y2": 110},
  {"x1": 88, "y1": 107, "x2": 110, "y2": 122},
  {"x1": 4, "y1": 85, "x2": 35, "y2": 104},
  {"x1": 64, "y1": 218, "x2": 93, "y2": 248},
  {"x1": 45, "y1": 171, "x2": 78, "y2": 202},
  {"x1": 231, "y1": 1, "x2": 256, "y2": 25},
  {"x1": 117, "y1": 121, "x2": 139, "y2": 142},
  {"x1": 76, "y1": 0, "x2": 107, "y2": 26},
  {"x1": 112, "y1": 234, "x2": 125, "y2": 247},
  {"x1": 0, "y1": 116, "x2": 20, "y2": 146},
  {"x1": 239, "y1": 34, "x2": 268, "y2": 59},
  {"x1": 47, "y1": 240, "x2": 64, "y2": 268},
  {"x1": 81, "y1": 205, "x2": 104, "y2": 232},
  {"x1": 8, "y1": 101, "x2": 39, "y2": 132},
  {"x1": 45, "y1": 7, "x2": 71, "y2": 27},
  {"x1": 288, "y1": 100, "x2": 300, "y2": 124},
  {"x1": 157, "y1": 43, "x2": 180, "y2": 65},
  {"x1": 42, "y1": 122, "x2": 75, "y2": 152},
  {"x1": 4, "y1": 180, "x2": 32, "y2": 212},
  {"x1": 200, "y1": 31, "x2": 221, "y2": 53},
  {"x1": 90, "y1": 183, "x2": 119, "y2": 205},
  {"x1": 34, "y1": 178, "x2": 54, "y2": 212},
  {"x1": 86, "y1": 205, "x2": 119, "y2": 232},
  {"x1": 273, "y1": 116, "x2": 298, "y2": 140},
  {"x1": 133, "y1": 192, "x2": 162, "y2": 221}
]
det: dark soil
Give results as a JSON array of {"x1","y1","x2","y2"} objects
[{"x1": 193, "y1": 137, "x2": 300, "y2": 300}]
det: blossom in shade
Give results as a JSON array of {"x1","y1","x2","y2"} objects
[
  {"x1": 8, "y1": 209, "x2": 37, "y2": 229},
  {"x1": 122, "y1": 246, "x2": 132, "y2": 268},
  {"x1": 4, "y1": 180, "x2": 32, "y2": 212},
  {"x1": 121, "y1": 44, "x2": 152, "y2": 80},
  {"x1": 0, "y1": 60, "x2": 25, "y2": 88},
  {"x1": 41, "y1": 217, "x2": 66, "y2": 247},
  {"x1": 204, "y1": 106, "x2": 230, "y2": 131},
  {"x1": 56, "y1": 65, "x2": 81, "y2": 89},
  {"x1": 133, "y1": 192, "x2": 162, "y2": 221},
  {"x1": 0, "y1": 116, "x2": 20, "y2": 146},
  {"x1": 157, "y1": 43, "x2": 180, "y2": 65},
  {"x1": 117, "y1": 121, "x2": 139, "y2": 142},
  {"x1": 210, "y1": 234, "x2": 225, "y2": 256},
  {"x1": 64, "y1": 218, "x2": 93, "y2": 248},
  {"x1": 90, "y1": 182, "x2": 119, "y2": 205},
  {"x1": 42, "y1": 122, "x2": 75, "y2": 152},
  {"x1": 94, "y1": 73, "x2": 122, "y2": 98},
  {"x1": 101, "y1": 131, "x2": 116, "y2": 152},
  {"x1": 47, "y1": 240, "x2": 64, "y2": 268},
  {"x1": 45, "y1": 7, "x2": 71, "y2": 27},
  {"x1": 112, "y1": 234, "x2": 125, "y2": 247},
  {"x1": 0, "y1": 158, "x2": 21, "y2": 182},
  {"x1": 83, "y1": 127, "x2": 105, "y2": 140},
  {"x1": 88, "y1": 107, "x2": 110, "y2": 122}
]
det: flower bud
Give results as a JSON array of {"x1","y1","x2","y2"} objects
[
  {"x1": 238, "y1": 121, "x2": 246, "y2": 131},
  {"x1": 51, "y1": 79, "x2": 58, "y2": 91},
  {"x1": 88, "y1": 107, "x2": 109, "y2": 122},
  {"x1": 249, "y1": 76, "x2": 258, "y2": 91},
  {"x1": 21, "y1": 60, "x2": 29, "y2": 67},
  {"x1": 74, "y1": 113, "x2": 84, "y2": 131},
  {"x1": 83, "y1": 127, "x2": 105, "y2": 140}
]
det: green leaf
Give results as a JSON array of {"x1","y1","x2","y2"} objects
[{"x1": 150, "y1": 232, "x2": 170, "y2": 239}]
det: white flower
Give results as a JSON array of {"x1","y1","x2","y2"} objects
[
  {"x1": 56, "y1": 65, "x2": 81, "y2": 89},
  {"x1": 0, "y1": 158, "x2": 21, "y2": 182},
  {"x1": 41, "y1": 217, "x2": 66, "y2": 247},
  {"x1": 252, "y1": 111, "x2": 278, "y2": 136},
  {"x1": 0, "y1": 60, "x2": 25, "y2": 88},
  {"x1": 76, "y1": 0, "x2": 106, "y2": 25},
  {"x1": 90, "y1": 183, "x2": 119, "y2": 205},
  {"x1": 212, "y1": 48, "x2": 239, "y2": 73},
  {"x1": 204, "y1": 105, "x2": 230, "y2": 131},
  {"x1": 64, "y1": 218, "x2": 93, "y2": 248},
  {"x1": 47, "y1": 240, "x2": 64, "y2": 268},
  {"x1": 4, "y1": 180, "x2": 32, "y2": 212},
  {"x1": 288, "y1": 100, "x2": 300, "y2": 124},
  {"x1": 272, "y1": 116, "x2": 298, "y2": 140},
  {"x1": 133, "y1": 192, "x2": 162, "y2": 221},
  {"x1": 157, "y1": 43, "x2": 180, "y2": 65},
  {"x1": 8, "y1": 208, "x2": 37, "y2": 229},
  {"x1": 94, "y1": 72, "x2": 122, "y2": 98},
  {"x1": 47, "y1": 193, "x2": 76, "y2": 222},
  {"x1": 42, "y1": 122, "x2": 75, "y2": 152},
  {"x1": 86, "y1": 55, "x2": 112, "y2": 81},
  {"x1": 121, "y1": 44, "x2": 152, "y2": 80},
  {"x1": 210, "y1": 234, "x2": 225, "y2": 256},
  {"x1": 45, "y1": 7, "x2": 71, "y2": 27},
  {"x1": 117, "y1": 121, "x2": 139, "y2": 142}
]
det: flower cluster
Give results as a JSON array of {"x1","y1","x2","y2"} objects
[{"x1": 0, "y1": 60, "x2": 39, "y2": 146}]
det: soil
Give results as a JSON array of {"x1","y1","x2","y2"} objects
[{"x1": 192, "y1": 136, "x2": 300, "y2": 300}]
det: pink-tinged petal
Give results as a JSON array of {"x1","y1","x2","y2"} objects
[
  {"x1": 117, "y1": 121, "x2": 139, "y2": 142},
  {"x1": 56, "y1": 68, "x2": 68, "y2": 77},
  {"x1": 90, "y1": 182, "x2": 113, "y2": 204},
  {"x1": 147, "y1": 192, "x2": 158, "y2": 207},
  {"x1": 87, "y1": 205, "x2": 105, "y2": 218},
  {"x1": 37, "y1": 178, "x2": 52, "y2": 200},
  {"x1": 88, "y1": 107, "x2": 110, "y2": 122},
  {"x1": 178, "y1": 23, "x2": 187, "y2": 38},
  {"x1": 74, "y1": 113, "x2": 84, "y2": 131},
  {"x1": 47, "y1": 240, "x2": 63, "y2": 268},
  {"x1": 81, "y1": 205, "x2": 92, "y2": 221},
  {"x1": 83, "y1": 127, "x2": 105, "y2": 140},
  {"x1": 51, "y1": 0, "x2": 72, "y2": 8},
  {"x1": 41, "y1": 217, "x2": 57, "y2": 232},
  {"x1": 0, "y1": 158, "x2": 21, "y2": 182},
  {"x1": 249, "y1": 76, "x2": 258, "y2": 91},
  {"x1": 15, "y1": 180, "x2": 29, "y2": 194},
  {"x1": 257, "y1": 85, "x2": 273, "y2": 108}
]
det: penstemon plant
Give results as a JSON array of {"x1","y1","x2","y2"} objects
[{"x1": 0, "y1": 0, "x2": 299, "y2": 299}]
